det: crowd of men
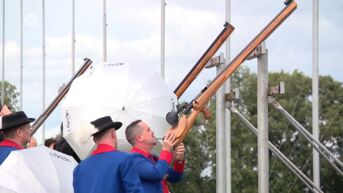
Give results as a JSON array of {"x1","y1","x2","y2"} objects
[{"x1": 0, "y1": 105, "x2": 185, "y2": 193}]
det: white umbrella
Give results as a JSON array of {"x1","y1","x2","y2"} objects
[
  {"x1": 61, "y1": 62, "x2": 177, "y2": 160},
  {"x1": 0, "y1": 146, "x2": 77, "y2": 193}
]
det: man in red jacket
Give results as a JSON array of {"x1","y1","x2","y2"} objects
[
  {"x1": 73, "y1": 116, "x2": 144, "y2": 193},
  {"x1": 0, "y1": 111, "x2": 35, "y2": 165},
  {"x1": 126, "y1": 120, "x2": 186, "y2": 193}
]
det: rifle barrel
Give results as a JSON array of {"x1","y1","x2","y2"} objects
[
  {"x1": 31, "y1": 58, "x2": 92, "y2": 136},
  {"x1": 174, "y1": 23, "x2": 234, "y2": 98}
]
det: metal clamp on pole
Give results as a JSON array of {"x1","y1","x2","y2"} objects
[
  {"x1": 268, "y1": 81, "x2": 285, "y2": 96},
  {"x1": 205, "y1": 53, "x2": 225, "y2": 69},
  {"x1": 268, "y1": 81, "x2": 285, "y2": 103},
  {"x1": 225, "y1": 89, "x2": 240, "y2": 103},
  {"x1": 246, "y1": 42, "x2": 267, "y2": 60}
]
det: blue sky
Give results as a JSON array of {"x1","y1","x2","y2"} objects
[{"x1": 1, "y1": 0, "x2": 342, "y2": 143}]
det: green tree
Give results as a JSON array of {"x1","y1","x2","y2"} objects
[
  {"x1": 171, "y1": 67, "x2": 343, "y2": 193},
  {"x1": 0, "y1": 81, "x2": 20, "y2": 111}
]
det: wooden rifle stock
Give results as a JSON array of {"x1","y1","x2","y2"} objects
[
  {"x1": 31, "y1": 58, "x2": 92, "y2": 136},
  {"x1": 174, "y1": 23, "x2": 234, "y2": 98},
  {"x1": 170, "y1": 1, "x2": 297, "y2": 142}
]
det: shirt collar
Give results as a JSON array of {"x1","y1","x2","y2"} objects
[
  {"x1": 131, "y1": 147, "x2": 150, "y2": 158},
  {"x1": 0, "y1": 139, "x2": 24, "y2": 150},
  {"x1": 92, "y1": 144, "x2": 116, "y2": 155}
]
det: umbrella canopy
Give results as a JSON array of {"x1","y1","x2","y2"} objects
[
  {"x1": 0, "y1": 146, "x2": 77, "y2": 193},
  {"x1": 61, "y1": 62, "x2": 177, "y2": 159}
]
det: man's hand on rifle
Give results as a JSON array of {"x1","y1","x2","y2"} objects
[
  {"x1": 162, "y1": 131, "x2": 178, "y2": 152},
  {"x1": 173, "y1": 143, "x2": 185, "y2": 161}
]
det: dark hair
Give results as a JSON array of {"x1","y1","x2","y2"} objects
[
  {"x1": 55, "y1": 137, "x2": 81, "y2": 163},
  {"x1": 2, "y1": 127, "x2": 19, "y2": 138},
  {"x1": 125, "y1": 120, "x2": 142, "y2": 145},
  {"x1": 0, "y1": 132, "x2": 4, "y2": 142},
  {"x1": 126, "y1": 120, "x2": 141, "y2": 131},
  {"x1": 45, "y1": 138, "x2": 57, "y2": 148},
  {"x1": 93, "y1": 128, "x2": 113, "y2": 142}
]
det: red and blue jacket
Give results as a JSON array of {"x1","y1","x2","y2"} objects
[
  {"x1": 131, "y1": 147, "x2": 185, "y2": 193},
  {"x1": 73, "y1": 144, "x2": 144, "y2": 193},
  {"x1": 0, "y1": 139, "x2": 23, "y2": 165}
]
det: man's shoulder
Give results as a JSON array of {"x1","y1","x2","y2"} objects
[
  {"x1": 0, "y1": 146, "x2": 18, "y2": 151},
  {"x1": 92, "y1": 150, "x2": 131, "y2": 161},
  {"x1": 108, "y1": 150, "x2": 130, "y2": 157},
  {"x1": 77, "y1": 151, "x2": 132, "y2": 167},
  {"x1": 0, "y1": 147, "x2": 18, "y2": 165},
  {"x1": 130, "y1": 152, "x2": 148, "y2": 159},
  {"x1": 130, "y1": 153, "x2": 157, "y2": 165}
]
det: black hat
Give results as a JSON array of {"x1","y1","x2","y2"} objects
[
  {"x1": 0, "y1": 111, "x2": 35, "y2": 131},
  {"x1": 90, "y1": 116, "x2": 122, "y2": 135}
]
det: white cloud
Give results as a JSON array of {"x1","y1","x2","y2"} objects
[{"x1": 3, "y1": 41, "x2": 20, "y2": 57}]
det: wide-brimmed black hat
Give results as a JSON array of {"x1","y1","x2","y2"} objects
[
  {"x1": 0, "y1": 111, "x2": 35, "y2": 131},
  {"x1": 90, "y1": 116, "x2": 122, "y2": 135}
]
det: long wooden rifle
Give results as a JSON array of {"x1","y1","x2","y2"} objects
[
  {"x1": 167, "y1": 23, "x2": 234, "y2": 125},
  {"x1": 169, "y1": 0, "x2": 297, "y2": 142},
  {"x1": 174, "y1": 23, "x2": 234, "y2": 98},
  {"x1": 31, "y1": 58, "x2": 92, "y2": 136}
]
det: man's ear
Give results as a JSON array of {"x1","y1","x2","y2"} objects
[
  {"x1": 111, "y1": 129, "x2": 117, "y2": 138},
  {"x1": 136, "y1": 135, "x2": 143, "y2": 143},
  {"x1": 16, "y1": 128, "x2": 22, "y2": 137}
]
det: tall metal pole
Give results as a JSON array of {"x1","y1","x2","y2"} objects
[
  {"x1": 160, "y1": 0, "x2": 166, "y2": 79},
  {"x1": 257, "y1": 42, "x2": 269, "y2": 193},
  {"x1": 225, "y1": 0, "x2": 231, "y2": 192},
  {"x1": 312, "y1": 0, "x2": 320, "y2": 187},
  {"x1": 1, "y1": 0, "x2": 5, "y2": 105},
  {"x1": 71, "y1": 0, "x2": 75, "y2": 75},
  {"x1": 42, "y1": 0, "x2": 46, "y2": 142},
  {"x1": 102, "y1": 0, "x2": 107, "y2": 62},
  {"x1": 20, "y1": 0, "x2": 23, "y2": 109},
  {"x1": 216, "y1": 61, "x2": 226, "y2": 193}
]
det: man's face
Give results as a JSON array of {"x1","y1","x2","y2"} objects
[
  {"x1": 19, "y1": 123, "x2": 31, "y2": 145},
  {"x1": 138, "y1": 122, "x2": 156, "y2": 146}
]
